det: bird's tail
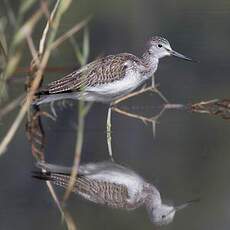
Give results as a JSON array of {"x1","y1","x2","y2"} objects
[
  {"x1": 32, "y1": 94, "x2": 62, "y2": 105},
  {"x1": 32, "y1": 170, "x2": 73, "y2": 191},
  {"x1": 32, "y1": 171, "x2": 53, "y2": 181},
  {"x1": 32, "y1": 92, "x2": 82, "y2": 105}
]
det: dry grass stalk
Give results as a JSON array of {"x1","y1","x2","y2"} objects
[
  {"x1": 25, "y1": 1, "x2": 80, "y2": 229},
  {"x1": 0, "y1": 1, "x2": 90, "y2": 229},
  {"x1": 112, "y1": 106, "x2": 157, "y2": 124},
  {"x1": 63, "y1": 28, "x2": 90, "y2": 202},
  {"x1": 190, "y1": 99, "x2": 230, "y2": 120},
  {"x1": 0, "y1": 93, "x2": 25, "y2": 120}
]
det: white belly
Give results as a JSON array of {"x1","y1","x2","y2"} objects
[
  {"x1": 35, "y1": 74, "x2": 149, "y2": 104},
  {"x1": 86, "y1": 73, "x2": 144, "y2": 96}
]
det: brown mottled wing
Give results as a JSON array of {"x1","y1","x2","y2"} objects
[
  {"x1": 48, "y1": 173, "x2": 129, "y2": 208},
  {"x1": 42, "y1": 54, "x2": 142, "y2": 94},
  {"x1": 75, "y1": 177, "x2": 130, "y2": 208}
]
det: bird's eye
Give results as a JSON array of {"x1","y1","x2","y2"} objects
[
  {"x1": 158, "y1": 44, "x2": 163, "y2": 48},
  {"x1": 162, "y1": 215, "x2": 166, "y2": 219}
]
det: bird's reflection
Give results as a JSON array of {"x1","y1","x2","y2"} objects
[{"x1": 33, "y1": 161, "x2": 197, "y2": 226}]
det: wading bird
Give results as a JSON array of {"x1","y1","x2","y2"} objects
[
  {"x1": 34, "y1": 36, "x2": 193, "y2": 105},
  {"x1": 33, "y1": 161, "x2": 197, "y2": 226},
  {"x1": 33, "y1": 36, "x2": 194, "y2": 160}
]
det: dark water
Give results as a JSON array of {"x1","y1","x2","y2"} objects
[{"x1": 0, "y1": 0, "x2": 230, "y2": 229}]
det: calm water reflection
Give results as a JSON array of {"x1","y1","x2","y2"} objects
[{"x1": 1, "y1": 0, "x2": 230, "y2": 229}]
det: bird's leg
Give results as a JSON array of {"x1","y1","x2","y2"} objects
[
  {"x1": 106, "y1": 106, "x2": 114, "y2": 162},
  {"x1": 150, "y1": 76, "x2": 157, "y2": 138},
  {"x1": 151, "y1": 74, "x2": 155, "y2": 88},
  {"x1": 151, "y1": 74, "x2": 169, "y2": 104}
]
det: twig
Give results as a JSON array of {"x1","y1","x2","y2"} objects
[
  {"x1": 106, "y1": 107, "x2": 114, "y2": 161},
  {"x1": 112, "y1": 86, "x2": 155, "y2": 105},
  {"x1": 63, "y1": 103, "x2": 85, "y2": 202},
  {"x1": 27, "y1": 1, "x2": 78, "y2": 229},
  {"x1": 106, "y1": 85, "x2": 156, "y2": 158},
  {"x1": 26, "y1": 35, "x2": 39, "y2": 67},
  {"x1": 63, "y1": 27, "x2": 90, "y2": 202},
  {"x1": 112, "y1": 103, "x2": 185, "y2": 125},
  {"x1": 46, "y1": 176, "x2": 65, "y2": 218},
  {"x1": 190, "y1": 98, "x2": 230, "y2": 120},
  {"x1": 39, "y1": 0, "x2": 60, "y2": 55},
  {"x1": 0, "y1": 94, "x2": 31, "y2": 155},
  {"x1": 0, "y1": 93, "x2": 25, "y2": 120},
  {"x1": 51, "y1": 16, "x2": 91, "y2": 50},
  {"x1": 112, "y1": 107, "x2": 156, "y2": 124},
  {"x1": 63, "y1": 208, "x2": 77, "y2": 230},
  {"x1": 0, "y1": 1, "x2": 85, "y2": 229}
]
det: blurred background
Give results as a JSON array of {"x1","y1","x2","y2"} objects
[{"x1": 0, "y1": 0, "x2": 230, "y2": 229}]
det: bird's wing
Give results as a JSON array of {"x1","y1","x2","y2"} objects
[
  {"x1": 39, "y1": 53, "x2": 143, "y2": 94},
  {"x1": 34, "y1": 169, "x2": 129, "y2": 208},
  {"x1": 74, "y1": 176, "x2": 130, "y2": 207}
]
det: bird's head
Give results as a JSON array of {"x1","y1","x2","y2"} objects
[
  {"x1": 149, "y1": 199, "x2": 198, "y2": 226},
  {"x1": 150, "y1": 204, "x2": 175, "y2": 226},
  {"x1": 148, "y1": 36, "x2": 193, "y2": 61}
]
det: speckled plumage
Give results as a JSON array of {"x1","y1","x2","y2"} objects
[
  {"x1": 34, "y1": 161, "x2": 151, "y2": 210},
  {"x1": 35, "y1": 53, "x2": 150, "y2": 104},
  {"x1": 47, "y1": 173, "x2": 130, "y2": 208},
  {"x1": 34, "y1": 161, "x2": 195, "y2": 226},
  {"x1": 34, "y1": 36, "x2": 192, "y2": 105},
  {"x1": 46, "y1": 54, "x2": 145, "y2": 94}
]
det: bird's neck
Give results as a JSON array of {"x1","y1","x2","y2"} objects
[
  {"x1": 141, "y1": 51, "x2": 159, "y2": 76},
  {"x1": 143, "y1": 183, "x2": 162, "y2": 211}
]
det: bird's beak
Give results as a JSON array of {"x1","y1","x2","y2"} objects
[
  {"x1": 174, "y1": 198, "x2": 200, "y2": 212},
  {"x1": 166, "y1": 199, "x2": 199, "y2": 218},
  {"x1": 170, "y1": 49, "x2": 194, "y2": 62}
]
